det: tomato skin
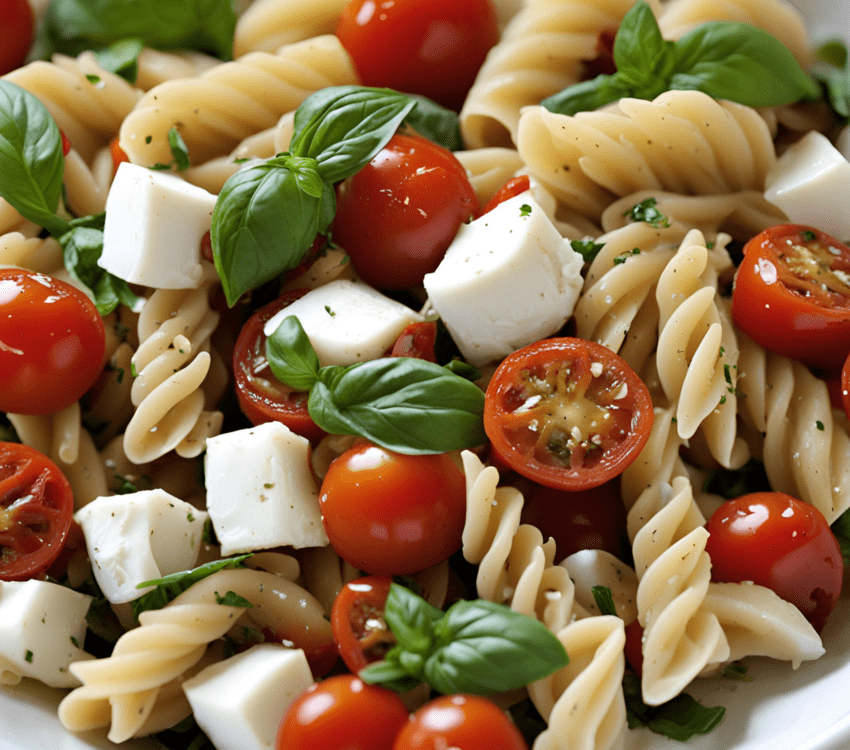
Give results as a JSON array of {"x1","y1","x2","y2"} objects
[
  {"x1": 393, "y1": 694, "x2": 529, "y2": 750},
  {"x1": 0, "y1": 269, "x2": 106, "y2": 415},
  {"x1": 332, "y1": 133, "x2": 479, "y2": 290},
  {"x1": 0, "y1": 0, "x2": 34, "y2": 75},
  {"x1": 109, "y1": 135, "x2": 130, "y2": 176},
  {"x1": 841, "y1": 353, "x2": 850, "y2": 421},
  {"x1": 335, "y1": 0, "x2": 498, "y2": 112},
  {"x1": 390, "y1": 321, "x2": 438, "y2": 362},
  {"x1": 330, "y1": 574, "x2": 395, "y2": 673},
  {"x1": 623, "y1": 619, "x2": 644, "y2": 676},
  {"x1": 484, "y1": 337, "x2": 654, "y2": 491},
  {"x1": 704, "y1": 492, "x2": 843, "y2": 633},
  {"x1": 480, "y1": 175, "x2": 531, "y2": 216},
  {"x1": 276, "y1": 674, "x2": 409, "y2": 750},
  {"x1": 731, "y1": 224, "x2": 850, "y2": 369},
  {"x1": 320, "y1": 442, "x2": 466, "y2": 575}
]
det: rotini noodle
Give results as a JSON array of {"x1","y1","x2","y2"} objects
[{"x1": 233, "y1": 0, "x2": 349, "y2": 57}]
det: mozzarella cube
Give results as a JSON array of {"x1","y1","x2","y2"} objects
[
  {"x1": 263, "y1": 279, "x2": 423, "y2": 367},
  {"x1": 765, "y1": 130, "x2": 850, "y2": 241},
  {"x1": 0, "y1": 579, "x2": 93, "y2": 688},
  {"x1": 423, "y1": 194, "x2": 584, "y2": 366},
  {"x1": 100, "y1": 162, "x2": 216, "y2": 289},
  {"x1": 75, "y1": 490, "x2": 208, "y2": 604},
  {"x1": 204, "y1": 421, "x2": 328, "y2": 555},
  {"x1": 183, "y1": 644, "x2": 313, "y2": 750}
]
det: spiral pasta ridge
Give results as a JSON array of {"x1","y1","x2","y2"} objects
[{"x1": 233, "y1": 0, "x2": 349, "y2": 57}]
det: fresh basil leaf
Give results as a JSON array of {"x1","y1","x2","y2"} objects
[
  {"x1": 613, "y1": 1, "x2": 676, "y2": 95},
  {"x1": 358, "y1": 658, "x2": 424, "y2": 693},
  {"x1": 404, "y1": 95, "x2": 463, "y2": 152},
  {"x1": 831, "y1": 508, "x2": 850, "y2": 567},
  {"x1": 265, "y1": 316, "x2": 321, "y2": 393},
  {"x1": 214, "y1": 591, "x2": 253, "y2": 608},
  {"x1": 541, "y1": 74, "x2": 635, "y2": 116},
  {"x1": 168, "y1": 127, "x2": 191, "y2": 171},
  {"x1": 571, "y1": 238, "x2": 605, "y2": 263},
  {"x1": 382, "y1": 582, "x2": 443, "y2": 655},
  {"x1": 624, "y1": 197, "x2": 670, "y2": 228},
  {"x1": 591, "y1": 585, "x2": 617, "y2": 616},
  {"x1": 813, "y1": 42, "x2": 850, "y2": 119},
  {"x1": 443, "y1": 359, "x2": 482, "y2": 381},
  {"x1": 0, "y1": 81, "x2": 68, "y2": 238},
  {"x1": 93, "y1": 38, "x2": 143, "y2": 83},
  {"x1": 817, "y1": 40, "x2": 848, "y2": 68},
  {"x1": 282, "y1": 155, "x2": 324, "y2": 198}
]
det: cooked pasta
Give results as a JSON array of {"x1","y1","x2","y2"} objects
[{"x1": 233, "y1": 0, "x2": 349, "y2": 57}]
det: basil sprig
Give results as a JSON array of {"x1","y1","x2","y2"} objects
[
  {"x1": 93, "y1": 38, "x2": 144, "y2": 83},
  {"x1": 266, "y1": 316, "x2": 486, "y2": 454},
  {"x1": 359, "y1": 583, "x2": 570, "y2": 695},
  {"x1": 542, "y1": 1, "x2": 820, "y2": 115},
  {"x1": 812, "y1": 41, "x2": 850, "y2": 120}
]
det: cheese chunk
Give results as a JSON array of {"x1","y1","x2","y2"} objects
[
  {"x1": 183, "y1": 644, "x2": 314, "y2": 750},
  {"x1": 204, "y1": 421, "x2": 328, "y2": 555},
  {"x1": 0, "y1": 579, "x2": 93, "y2": 688},
  {"x1": 423, "y1": 194, "x2": 584, "y2": 367},
  {"x1": 764, "y1": 130, "x2": 850, "y2": 240},
  {"x1": 75, "y1": 490, "x2": 208, "y2": 604},
  {"x1": 263, "y1": 279, "x2": 423, "y2": 367},
  {"x1": 100, "y1": 162, "x2": 217, "y2": 289}
]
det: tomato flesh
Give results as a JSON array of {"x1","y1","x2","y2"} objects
[
  {"x1": 0, "y1": 0, "x2": 34, "y2": 75},
  {"x1": 390, "y1": 321, "x2": 438, "y2": 362},
  {"x1": 330, "y1": 574, "x2": 395, "y2": 673}
]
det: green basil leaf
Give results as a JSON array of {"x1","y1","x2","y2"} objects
[
  {"x1": 813, "y1": 42, "x2": 850, "y2": 119},
  {"x1": 591, "y1": 585, "x2": 617, "y2": 616},
  {"x1": 168, "y1": 127, "x2": 191, "y2": 171},
  {"x1": 214, "y1": 591, "x2": 253, "y2": 608},
  {"x1": 613, "y1": 1, "x2": 676, "y2": 94},
  {"x1": 831, "y1": 508, "x2": 850, "y2": 567},
  {"x1": 571, "y1": 238, "x2": 605, "y2": 263},
  {"x1": 282, "y1": 155, "x2": 324, "y2": 198},
  {"x1": 382, "y1": 583, "x2": 443, "y2": 655},
  {"x1": 540, "y1": 74, "x2": 636, "y2": 116},
  {"x1": 404, "y1": 95, "x2": 463, "y2": 151},
  {"x1": 357, "y1": 658, "x2": 423, "y2": 693},
  {"x1": 93, "y1": 38, "x2": 143, "y2": 83},
  {"x1": 0, "y1": 81, "x2": 68, "y2": 237},
  {"x1": 265, "y1": 316, "x2": 321, "y2": 393},
  {"x1": 443, "y1": 359, "x2": 482, "y2": 381}
]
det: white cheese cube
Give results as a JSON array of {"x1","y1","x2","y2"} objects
[
  {"x1": 75, "y1": 490, "x2": 208, "y2": 604},
  {"x1": 204, "y1": 421, "x2": 328, "y2": 555},
  {"x1": 0, "y1": 579, "x2": 93, "y2": 688},
  {"x1": 423, "y1": 194, "x2": 584, "y2": 367},
  {"x1": 764, "y1": 130, "x2": 850, "y2": 241},
  {"x1": 183, "y1": 644, "x2": 314, "y2": 750},
  {"x1": 263, "y1": 279, "x2": 423, "y2": 367},
  {"x1": 100, "y1": 162, "x2": 216, "y2": 289}
]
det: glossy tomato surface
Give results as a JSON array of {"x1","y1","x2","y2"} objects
[
  {"x1": 276, "y1": 674, "x2": 409, "y2": 750},
  {"x1": 0, "y1": 0, "x2": 34, "y2": 75},
  {"x1": 704, "y1": 492, "x2": 843, "y2": 633},
  {"x1": 390, "y1": 320, "x2": 438, "y2": 361},
  {"x1": 332, "y1": 133, "x2": 478, "y2": 290},
  {"x1": 0, "y1": 269, "x2": 106, "y2": 415},
  {"x1": 319, "y1": 441, "x2": 466, "y2": 575},
  {"x1": 731, "y1": 224, "x2": 850, "y2": 369},
  {"x1": 335, "y1": 0, "x2": 498, "y2": 111},
  {"x1": 480, "y1": 175, "x2": 531, "y2": 216},
  {"x1": 330, "y1": 574, "x2": 395, "y2": 673},
  {"x1": 0, "y1": 442, "x2": 74, "y2": 581},
  {"x1": 484, "y1": 337, "x2": 654, "y2": 491}
]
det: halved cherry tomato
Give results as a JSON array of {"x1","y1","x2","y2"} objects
[
  {"x1": 109, "y1": 135, "x2": 129, "y2": 176},
  {"x1": 0, "y1": 269, "x2": 106, "y2": 415},
  {"x1": 319, "y1": 441, "x2": 466, "y2": 575},
  {"x1": 330, "y1": 574, "x2": 395, "y2": 673},
  {"x1": 484, "y1": 338, "x2": 654, "y2": 491},
  {"x1": 232, "y1": 289, "x2": 326, "y2": 442},
  {"x1": 731, "y1": 224, "x2": 850, "y2": 369},
  {"x1": 704, "y1": 492, "x2": 843, "y2": 633},
  {"x1": 335, "y1": 0, "x2": 498, "y2": 112},
  {"x1": 0, "y1": 442, "x2": 75, "y2": 581},
  {"x1": 276, "y1": 674, "x2": 409, "y2": 750},
  {"x1": 390, "y1": 321, "x2": 438, "y2": 362},
  {"x1": 393, "y1": 694, "x2": 529, "y2": 750},
  {"x1": 0, "y1": 0, "x2": 34, "y2": 75},
  {"x1": 480, "y1": 175, "x2": 531, "y2": 217},
  {"x1": 332, "y1": 133, "x2": 479, "y2": 290}
]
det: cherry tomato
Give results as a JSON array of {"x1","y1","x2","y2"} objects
[
  {"x1": 232, "y1": 289, "x2": 326, "y2": 442},
  {"x1": 109, "y1": 135, "x2": 129, "y2": 176},
  {"x1": 390, "y1": 321, "x2": 438, "y2": 362},
  {"x1": 276, "y1": 674, "x2": 409, "y2": 750},
  {"x1": 332, "y1": 133, "x2": 479, "y2": 290},
  {"x1": 480, "y1": 175, "x2": 531, "y2": 216},
  {"x1": 0, "y1": 269, "x2": 106, "y2": 415},
  {"x1": 319, "y1": 441, "x2": 466, "y2": 575},
  {"x1": 582, "y1": 29, "x2": 618, "y2": 79},
  {"x1": 393, "y1": 694, "x2": 529, "y2": 750},
  {"x1": 0, "y1": 0, "x2": 34, "y2": 75},
  {"x1": 841, "y1": 352, "x2": 850, "y2": 421},
  {"x1": 259, "y1": 626, "x2": 338, "y2": 679},
  {"x1": 330, "y1": 575, "x2": 395, "y2": 673},
  {"x1": 335, "y1": 0, "x2": 498, "y2": 111},
  {"x1": 60, "y1": 130, "x2": 72, "y2": 157},
  {"x1": 731, "y1": 224, "x2": 850, "y2": 369},
  {"x1": 704, "y1": 492, "x2": 843, "y2": 633},
  {"x1": 0, "y1": 442, "x2": 75, "y2": 581},
  {"x1": 623, "y1": 619, "x2": 644, "y2": 676},
  {"x1": 484, "y1": 338, "x2": 654, "y2": 491}
]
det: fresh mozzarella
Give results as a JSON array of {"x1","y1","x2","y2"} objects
[
  {"x1": 423, "y1": 193, "x2": 584, "y2": 367},
  {"x1": 204, "y1": 421, "x2": 328, "y2": 555},
  {"x1": 262, "y1": 279, "x2": 423, "y2": 367},
  {"x1": 75, "y1": 490, "x2": 208, "y2": 604},
  {"x1": 183, "y1": 644, "x2": 314, "y2": 750},
  {"x1": 99, "y1": 162, "x2": 217, "y2": 289},
  {"x1": 0, "y1": 579, "x2": 93, "y2": 688}
]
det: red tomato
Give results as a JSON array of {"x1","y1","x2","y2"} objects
[
  {"x1": 0, "y1": 269, "x2": 106, "y2": 415},
  {"x1": 841, "y1": 352, "x2": 850, "y2": 421},
  {"x1": 276, "y1": 674, "x2": 409, "y2": 750},
  {"x1": 704, "y1": 492, "x2": 843, "y2": 633},
  {"x1": 484, "y1": 338, "x2": 654, "y2": 491},
  {"x1": 0, "y1": 442, "x2": 75, "y2": 581},
  {"x1": 332, "y1": 133, "x2": 479, "y2": 290},
  {"x1": 731, "y1": 224, "x2": 850, "y2": 369},
  {"x1": 330, "y1": 575, "x2": 395, "y2": 673},
  {"x1": 480, "y1": 175, "x2": 531, "y2": 216},
  {"x1": 393, "y1": 694, "x2": 528, "y2": 750},
  {"x1": 335, "y1": 0, "x2": 498, "y2": 111},
  {"x1": 60, "y1": 130, "x2": 72, "y2": 157},
  {"x1": 259, "y1": 626, "x2": 338, "y2": 679},
  {"x1": 109, "y1": 135, "x2": 129, "y2": 176},
  {"x1": 319, "y1": 441, "x2": 466, "y2": 575},
  {"x1": 232, "y1": 289, "x2": 326, "y2": 442},
  {"x1": 623, "y1": 619, "x2": 644, "y2": 676},
  {"x1": 390, "y1": 321, "x2": 438, "y2": 362},
  {"x1": 0, "y1": 0, "x2": 34, "y2": 75},
  {"x1": 582, "y1": 29, "x2": 618, "y2": 79}
]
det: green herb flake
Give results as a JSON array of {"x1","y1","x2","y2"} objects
[
  {"x1": 24, "y1": 650, "x2": 33, "y2": 663},
  {"x1": 817, "y1": 420, "x2": 825, "y2": 431},
  {"x1": 591, "y1": 585, "x2": 617, "y2": 616},
  {"x1": 85, "y1": 74, "x2": 102, "y2": 85},
  {"x1": 519, "y1": 203, "x2": 532, "y2": 217},
  {"x1": 802, "y1": 230, "x2": 818, "y2": 242},
  {"x1": 614, "y1": 247, "x2": 641, "y2": 264},
  {"x1": 214, "y1": 590, "x2": 253, "y2": 608},
  {"x1": 721, "y1": 662, "x2": 753, "y2": 681},
  {"x1": 570, "y1": 238, "x2": 605, "y2": 263},
  {"x1": 324, "y1": 305, "x2": 336, "y2": 317},
  {"x1": 625, "y1": 198, "x2": 670, "y2": 228}
]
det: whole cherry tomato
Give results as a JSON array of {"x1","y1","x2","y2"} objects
[
  {"x1": 0, "y1": 0, "x2": 34, "y2": 75},
  {"x1": 319, "y1": 441, "x2": 466, "y2": 575},
  {"x1": 330, "y1": 574, "x2": 395, "y2": 673},
  {"x1": 0, "y1": 442, "x2": 75, "y2": 581},
  {"x1": 704, "y1": 492, "x2": 843, "y2": 633},
  {"x1": 484, "y1": 337, "x2": 654, "y2": 491},
  {"x1": 393, "y1": 694, "x2": 529, "y2": 750},
  {"x1": 335, "y1": 0, "x2": 499, "y2": 111},
  {"x1": 332, "y1": 133, "x2": 479, "y2": 290},
  {"x1": 480, "y1": 175, "x2": 531, "y2": 216},
  {"x1": 731, "y1": 224, "x2": 850, "y2": 369},
  {"x1": 0, "y1": 269, "x2": 106, "y2": 415},
  {"x1": 276, "y1": 674, "x2": 409, "y2": 750}
]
